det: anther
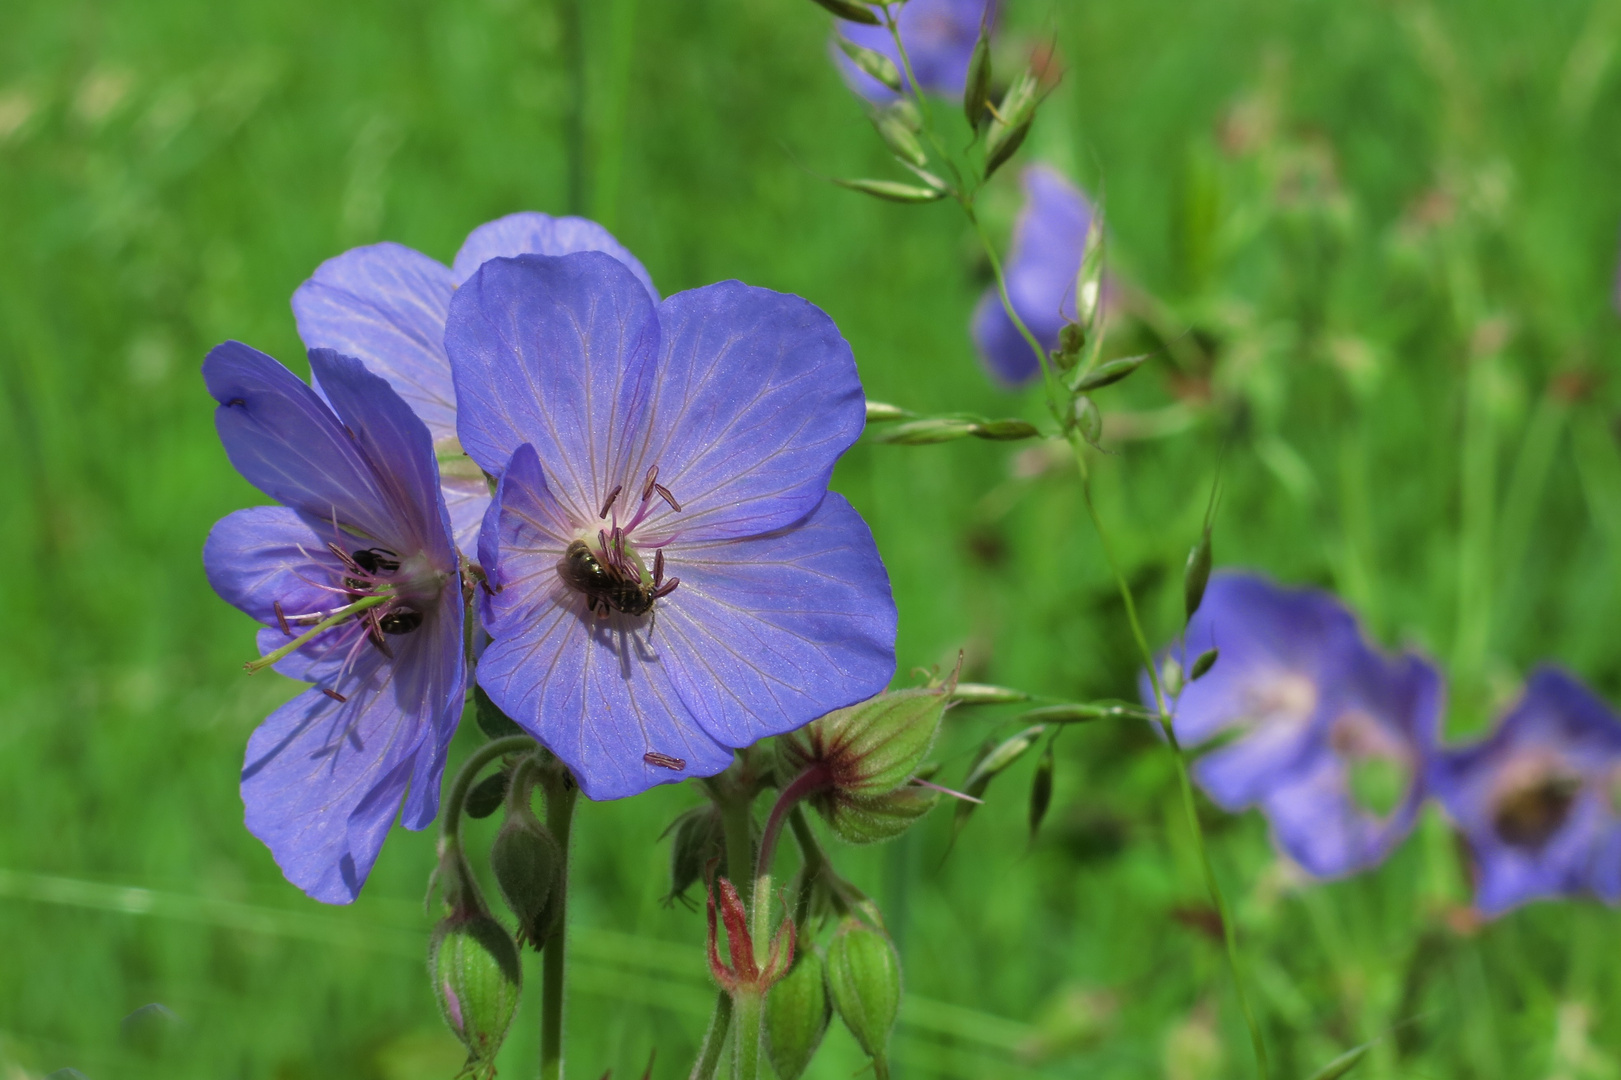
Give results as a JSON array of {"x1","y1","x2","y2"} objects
[
  {"x1": 322, "y1": 688, "x2": 349, "y2": 703},
  {"x1": 655, "y1": 577, "x2": 680, "y2": 599},
  {"x1": 599, "y1": 484, "x2": 623, "y2": 520},
  {"x1": 273, "y1": 600, "x2": 291, "y2": 637},
  {"x1": 641, "y1": 465, "x2": 660, "y2": 502},
  {"x1": 654, "y1": 484, "x2": 682, "y2": 512},
  {"x1": 653, "y1": 549, "x2": 665, "y2": 585}
]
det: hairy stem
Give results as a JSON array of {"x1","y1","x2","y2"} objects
[
  {"x1": 1068, "y1": 435, "x2": 1270, "y2": 1080},
  {"x1": 539, "y1": 772, "x2": 579, "y2": 1080},
  {"x1": 687, "y1": 992, "x2": 734, "y2": 1080},
  {"x1": 438, "y1": 735, "x2": 538, "y2": 844},
  {"x1": 731, "y1": 990, "x2": 764, "y2": 1080},
  {"x1": 711, "y1": 779, "x2": 757, "y2": 909},
  {"x1": 757, "y1": 767, "x2": 832, "y2": 880}
]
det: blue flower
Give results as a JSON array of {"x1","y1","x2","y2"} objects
[
  {"x1": 292, "y1": 213, "x2": 656, "y2": 551},
  {"x1": 833, "y1": 0, "x2": 996, "y2": 102},
  {"x1": 1431, "y1": 667, "x2": 1621, "y2": 916},
  {"x1": 971, "y1": 165, "x2": 1094, "y2": 386},
  {"x1": 202, "y1": 344, "x2": 464, "y2": 903},
  {"x1": 1148, "y1": 573, "x2": 1441, "y2": 877},
  {"x1": 445, "y1": 252, "x2": 898, "y2": 800}
]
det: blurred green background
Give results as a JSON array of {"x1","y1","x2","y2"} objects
[{"x1": 5, "y1": 0, "x2": 1621, "y2": 1076}]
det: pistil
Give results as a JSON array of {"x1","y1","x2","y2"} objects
[{"x1": 245, "y1": 590, "x2": 395, "y2": 673}]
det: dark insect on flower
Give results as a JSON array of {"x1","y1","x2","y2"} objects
[{"x1": 644, "y1": 751, "x2": 687, "y2": 771}]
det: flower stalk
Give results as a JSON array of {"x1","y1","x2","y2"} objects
[{"x1": 538, "y1": 767, "x2": 578, "y2": 1080}]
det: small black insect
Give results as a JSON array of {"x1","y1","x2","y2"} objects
[
  {"x1": 644, "y1": 751, "x2": 686, "y2": 770},
  {"x1": 351, "y1": 548, "x2": 401, "y2": 574},
  {"x1": 557, "y1": 537, "x2": 678, "y2": 619},
  {"x1": 378, "y1": 607, "x2": 424, "y2": 635}
]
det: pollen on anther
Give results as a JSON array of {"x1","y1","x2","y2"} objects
[
  {"x1": 599, "y1": 484, "x2": 623, "y2": 520},
  {"x1": 273, "y1": 600, "x2": 291, "y2": 637},
  {"x1": 654, "y1": 483, "x2": 682, "y2": 512}
]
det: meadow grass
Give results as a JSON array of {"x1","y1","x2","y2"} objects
[{"x1": 4, "y1": 0, "x2": 1621, "y2": 1077}]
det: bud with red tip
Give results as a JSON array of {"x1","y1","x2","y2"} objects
[{"x1": 706, "y1": 875, "x2": 796, "y2": 996}]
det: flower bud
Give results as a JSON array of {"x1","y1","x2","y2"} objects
[
  {"x1": 875, "y1": 416, "x2": 979, "y2": 444},
  {"x1": 490, "y1": 809, "x2": 563, "y2": 947},
  {"x1": 825, "y1": 919, "x2": 901, "y2": 1067},
  {"x1": 1070, "y1": 353, "x2": 1149, "y2": 393},
  {"x1": 984, "y1": 69, "x2": 1040, "y2": 179},
  {"x1": 840, "y1": 37, "x2": 903, "y2": 92},
  {"x1": 1072, "y1": 395, "x2": 1102, "y2": 447},
  {"x1": 1160, "y1": 655, "x2": 1184, "y2": 699},
  {"x1": 1028, "y1": 741, "x2": 1055, "y2": 840},
  {"x1": 950, "y1": 682, "x2": 1031, "y2": 705},
  {"x1": 963, "y1": 27, "x2": 993, "y2": 130},
  {"x1": 811, "y1": 0, "x2": 880, "y2": 24},
  {"x1": 834, "y1": 177, "x2": 948, "y2": 204},
  {"x1": 872, "y1": 106, "x2": 928, "y2": 168},
  {"x1": 828, "y1": 785, "x2": 938, "y2": 844},
  {"x1": 864, "y1": 400, "x2": 911, "y2": 423},
  {"x1": 1189, "y1": 647, "x2": 1219, "y2": 681},
  {"x1": 970, "y1": 418, "x2": 1040, "y2": 441},
  {"x1": 430, "y1": 915, "x2": 522, "y2": 1075},
  {"x1": 1184, "y1": 524, "x2": 1213, "y2": 622},
  {"x1": 780, "y1": 686, "x2": 948, "y2": 801},
  {"x1": 465, "y1": 768, "x2": 509, "y2": 819},
  {"x1": 766, "y1": 950, "x2": 833, "y2": 1080},
  {"x1": 953, "y1": 724, "x2": 1045, "y2": 836},
  {"x1": 664, "y1": 803, "x2": 728, "y2": 905}
]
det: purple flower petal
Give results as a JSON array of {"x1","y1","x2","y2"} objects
[
  {"x1": 835, "y1": 0, "x2": 996, "y2": 102},
  {"x1": 653, "y1": 492, "x2": 896, "y2": 750},
  {"x1": 476, "y1": 445, "x2": 736, "y2": 800},
  {"x1": 241, "y1": 672, "x2": 423, "y2": 904},
  {"x1": 205, "y1": 341, "x2": 403, "y2": 550},
  {"x1": 310, "y1": 349, "x2": 457, "y2": 569},
  {"x1": 972, "y1": 166, "x2": 1094, "y2": 386},
  {"x1": 970, "y1": 289, "x2": 1040, "y2": 385},
  {"x1": 448, "y1": 253, "x2": 660, "y2": 522},
  {"x1": 1431, "y1": 666, "x2": 1621, "y2": 915},
  {"x1": 205, "y1": 342, "x2": 465, "y2": 902},
  {"x1": 452, "y1": 211, "x2": 659, "y2": 301},
  {"x1": 637, "y1": 282, "x2": 866, "y2": 541},
  {"x1": 292, "y1": 242, "x2": 458, "y2": 442}
]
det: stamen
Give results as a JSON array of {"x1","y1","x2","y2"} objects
[
  {"x1": 322, "y1": 688, "x2": 348, "y2": 703},
  {"x1": 273, "y1": 600, "x2": 291, "y2": 637},
  {"x1": 599, "y1": 484, "x2": 623, "y2": 520},
  {"x1": 244, "y1": 591, "x2": 394, "y2": 673},
  {"x1": 653, "y1": 549, "x2": 664, "y2": 585},
  {"x1": 654, "y1": 577, "x2": 680, "y2": 599},
  {"x1": 644, "y1": 751, "x2": 686, "y2": 770},
  {"x1": 641, "y1": 465, "x2": 660, "y2": 502},
  {"x1": 654, "y1": 484, "x2": 682, "y2": 512}
]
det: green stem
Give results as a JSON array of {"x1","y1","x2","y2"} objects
[
  {"x1": 438, "y1": 735, "x2": 538, "y2": 843},
  {"x1": 966, "y1": 206, "x2": 1064, "y2": 415},
  {"x1": 687, "y1": 992, "x2": 734, "y2": 1080},
  {"x1": 710, "y1": 779, "x2": 757, "y2": 908},
  {"x1": 880, "y1": 4, "x2": 968, "y2": 196},
  {"x1": 1067, "y1": 435, "x2": 1270, "y2": 1080},
  {"x1": 244, "y1": 592, "x2": 392, "y2": 673},
  {"x1": 731, "y1": 991, "x2": 764, "y2": 1080},
  {"x1": 560, "y1": 0, "x2": 587, "y2": 216},
  {"x1": 539, "y1": 773, "x2": 579, "y2": 1080}
]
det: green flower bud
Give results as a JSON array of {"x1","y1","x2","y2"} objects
[
  {"x1": 828, "y1": 785, "x2": 939, "y2": 844},
  {"x1": 839, "y1": 37, "x2": 903, "y2": 92},
  {"x1": 962, "y1": 28, "x2": 992, "y2": 130},
  {"x1": 1070, "y1": 353, "x2": 1150, "y2": 393},
  {"x1": 825, "y1": 919, "x2": 901, "y2": 1068},
  {"x1": 490, "y1": 809, "x2": 563, "y2": 947},
  {"x1": 429, "y1": 915, "x2": 522, "y2": 1077},
  {"x1": 984, "y1": 69, "x2": 1040, "y2": 179},
  {"x1": 808, "y1": 0, "x2": 881, "y2": 24},
  {"x1": 1028, "y1": 741, "x2": 1055, "y2": 840},
  {"x1": 464, "y1": 768, "x2": 509, "y2": 820},
  {"x1": 872, "y1": 105, "x2": 928, "y2": 168},
  {"x1": 780, "y1": 686, "x2": 948, "y2": 801},
  {"x1": 664, "y1": 803, "x2": 728, "y2": 906},
  {"x1": 833, "y1": 177, "x2": 948, "y2": 204},
  {"x1": 765, "y1": 950, "x2": 833, "y2": 1080},
  {"x1": 950, "y1": 682, "x2": 1032, "y2": 705},
  {"x1": 1184, "y1": 524, "x2": 1213, "y2": 622},
  {"x1": 1189, "y1": 647, "x2": 1219, "y2": 681}
]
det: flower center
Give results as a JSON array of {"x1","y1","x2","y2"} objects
[
  {"x1": 556, "y1": 466, "x2": 682, "y2": 621},
  {"x1": 1491, "y1": 761, "x2": 1582, "y2": 850},
  {"x1": 1330, "y1": 710, "x2": 1412, "y2": 818}
]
